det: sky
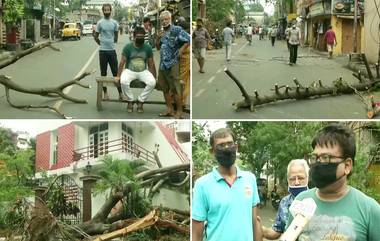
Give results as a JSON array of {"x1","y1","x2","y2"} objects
[
  {"x1": 0, "y1": 120, "x2": 71, "y2": 137},
  {"x1": 261, "y1": 0, "x2": 275, "y2": 16},
  {"x1": 195, "y1": 121, "x2": 227, "y2": 138}
]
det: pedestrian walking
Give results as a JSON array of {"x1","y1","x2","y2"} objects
[
  {"x1": 93, "y1": 3, "x2": 123, "y2": 100},
  {"x1": 156, "y1": 10, "x2": 190, "y2": 119},
  {"x1": 284, "y1": 24, "x2": 291, "y2": 51},
  {"x1": 325, "y1": 25, "x2": 337, "y2": 59},
  {"x1": 288, "y1": 24, "x2": 301, "y2": 66},
  {"x1": 269, "y1": 25, "x2": 277, "y2": 47},
  {"x1": 246, "y1": 24, "x2": 253, "y2": 45},
  {"x1": 259, "y1": 26, "x2": 263, "y2": 40},
  {"x1": 193, "y1": 18, "x2": 210, "y2": 73},
  {"x1": 222, "y1": 20, "x2": 234, "y2": 62}
]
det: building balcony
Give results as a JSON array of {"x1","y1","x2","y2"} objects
[{"x1": 72, "y1": 137, "x2": 158, "y2": 171}]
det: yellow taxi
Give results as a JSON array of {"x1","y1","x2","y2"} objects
[{"x1": 62, "y1": 23, "x2": 81, "y2": 40}]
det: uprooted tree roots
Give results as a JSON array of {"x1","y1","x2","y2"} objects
[{"x1": 225, "y1": 67, "x2": 380, "y2": 118}]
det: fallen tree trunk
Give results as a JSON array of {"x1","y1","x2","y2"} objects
[
  {"x1": 0, "y1": 70, "x2": 94, "y2": 118},
  {"x1": 0, "y1": 41, "x2": 60, "y2": 69},
  {"x1": 225, "y1": 68, "x2": 380, "y2": 114},
  {"x1": 91, "y1": 210, "x2": 158, "y2": 241}
]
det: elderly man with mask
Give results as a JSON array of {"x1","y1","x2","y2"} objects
[
  {"x1": 260, "y1": 159, "x2": 309, "y2": 239},
  {"x1": 156, "y1": 10, "x2": 190, "y2": 119},
  {"x1": 192, "y1": 128, "x2": 262, "y2": 241},
  {"x1": 286, "y1": 124, "x2": 380, "y2": 241}
]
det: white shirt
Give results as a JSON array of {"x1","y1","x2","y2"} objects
[{"x1": 247, "y1": 26, "x2": 253, "y2": 35}]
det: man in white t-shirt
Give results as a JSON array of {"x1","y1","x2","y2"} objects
[{"x1": 246, "y1": 24, "x2": 253, "y2": 45}]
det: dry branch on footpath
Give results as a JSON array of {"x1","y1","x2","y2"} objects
[{"x1": 225, "y1": 67, "x2": 380, "y2": 118}]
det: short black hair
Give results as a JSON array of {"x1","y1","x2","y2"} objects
[
  {"x1": 210, "y1": 128, "x2": 235, "y2": 148},
  {"x1": 102, "y1": 3, "x2": 112, "y2": 12},
  {"x1": 197, "y1": 18, "x2": 203, "y2": 23},
  {"x1": 312, "y1": 124, "x2": 356, "y2": 163},
  {"x1": 133, "y1": 26, "x2": 145, "y2": 36},
  {"x1": 226, "y1": 20, "x2": 232, "y2": 27},
  {"x1": 143, "y1": 17, "x2": 151, "y2": 23}
]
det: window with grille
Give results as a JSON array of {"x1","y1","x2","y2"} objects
[
  {"x1": 122, "y1": 123, "x2": 134, "y2": 154},
  {"x1": 89, "y1": 123, "x2": 109, "y2": 158}
]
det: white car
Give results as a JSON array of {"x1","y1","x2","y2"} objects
[{"x1": 82, "y1": 24, "x2": 93, "y2": 36}]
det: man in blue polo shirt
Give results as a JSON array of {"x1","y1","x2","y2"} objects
[{"x1": 192, "y1": 128, "x2": 263, "y2": 241}]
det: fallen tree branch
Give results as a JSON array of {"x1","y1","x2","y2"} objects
[
  {"x1": 91, "y1": 210, "x2": 158, "y2": 241},
  {"x1": 225, "y1": 68, "x2": 380, "y2": 114},
  {"x1": 156, "y1": 219, "x2": 189, "y2": 234},
  {"x1": 0, "y1": 41, "x2": 60, "y2": 69},
  {"x1": 0, "y1": 70, "x2": 94, "y2": 118}
]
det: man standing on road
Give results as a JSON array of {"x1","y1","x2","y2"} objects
[
  {"x1": 115, "y1": 27, "x2": 156, "y2": 114},
  {"x1": 325, "y1": 25, "x2": 337, "y2": 59},
  {"x1": 156, "y1": 10, "x2": 190, "y2": 119},
  {"x1": 286, "y1": 124, "x2": 380, "y2": 241},
  {"x1": 193, "y1": 18, "x2": 210, "y2": 73},
  {"x1": 222, "y1": 20, "x2": 234, "y2": 62},
  {"x1": 258, "y1": 26, "x2": 263, "y2": 40},
  {"x1": 192, "y1": 128, "x2": 263, "y2": 241},
  {"x1": 94, "y1": 3, "x2": 123, "y2": 100},
  {"x1": 288, "y1": 24, "x2": 301, "y2": 66},
  {"x1": 143, "y1": 17, "x2": 155, "y2": 48},
  {"x1": 246, "y1": 23, "x2": 253, "y2": 45},
  {"x1": 269, "y1": 25, "x2": 277, "y2": 47},
  {"x1": 260, "y1": 159, "x2": 309, "y2": 239}
]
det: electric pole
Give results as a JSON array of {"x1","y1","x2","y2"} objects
[{"x1": 353, "y1": 0, "x2": 358, "y2": 53}]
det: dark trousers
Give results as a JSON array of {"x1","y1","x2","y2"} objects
[
  {"x1": 99, "y1": 50, "x2": 122, "y2": 93},
  {"x1": 289, "y1": 44, "x2": 298, "y2": 64},
  {"x1": 271, "y1": 36, "x2": 275, "y2": 46}
]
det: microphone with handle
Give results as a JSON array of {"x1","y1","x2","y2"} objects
[{"x1": 279, "y1": 198, "x2": 317, "y2": 241}]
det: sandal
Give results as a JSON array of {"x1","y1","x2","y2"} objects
[
  {"x1": 127, "y1": 102, "x2": 133, "y2": 113},
  {"x1": 137, "y1": 102, "x2": 144, "y2": 113}
]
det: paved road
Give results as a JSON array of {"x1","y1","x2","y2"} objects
[
  {"x1": 259, "y1": 204, "x2": 280, "y2": 241},
  {"x1": 0, "y1": 34, "x2": 189, "y2": 119},
  {"x1": 192, "y1": 35, "x2": 377, "y2": 119}
]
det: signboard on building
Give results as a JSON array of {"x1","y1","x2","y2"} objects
[
  {"x1": 332, "y1": 0, "x2": 364, "y2": 14},
  {"x1": 309, "y1": 2, "x2": 324, "y2": 17}
]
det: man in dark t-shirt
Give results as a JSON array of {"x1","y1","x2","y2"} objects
[{"x1": 115, "y1": 26, "x2": 157, "y2": 113}]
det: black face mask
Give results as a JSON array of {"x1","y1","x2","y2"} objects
[
  {"x1": 215, "y1": 145, "x2": 236, "y2": 168},
  {"x1": 163, "y1": 24, "x2": 171, "y2": 30},
  {"x1": 104, "y1": 13, "x2": 111, "y2": 18},
  {"x1": 309, "y1": 160, "x2": 346, "y2": 189},
  {"x1": 135, "y1": 37, "x2": 144, "y2": 45}
]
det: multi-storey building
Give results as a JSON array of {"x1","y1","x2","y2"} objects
[{"x1": 34, "y1": 121, "x2": 190, "y2": 223}]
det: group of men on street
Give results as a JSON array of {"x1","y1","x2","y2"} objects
[
  {"x1": 192, "y1": 124, "x2": 380, "y2": 241},
  {"x1": 94, "y1": 4, "x2": 190, "y2": 118}
]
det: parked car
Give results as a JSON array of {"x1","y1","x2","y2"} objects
[{"x1": 62, "y1": 23, "x2": 81, "y2": 40}]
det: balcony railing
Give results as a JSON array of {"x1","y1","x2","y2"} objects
[{"x1": 73, "y1": 138, "x2": 156, "y2": 166}]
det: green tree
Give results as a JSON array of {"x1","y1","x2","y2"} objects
[
  {"x1": 192, "y1": 122, "x2": 214, "y2": 178},
  {"x1": 0, "y1": 127, "x2": 16, "y2": 155},
  {"x1": 249, "y1": 3, "x2": 264, "y2": 12},
  {"x1": 3, "y1": 0, "x2": 24, "y2": 24}
]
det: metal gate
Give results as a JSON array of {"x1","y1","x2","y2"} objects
[{"x1": 45, "y1": 174, "x2": 83, "y2": 224}]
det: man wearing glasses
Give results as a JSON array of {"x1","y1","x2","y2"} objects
[
  {"x1": 192, "y1": 128, "x2": 262, "y2": 241},
  {"x1": 286, "y1": 124, "x2": 380, "y2": 240},
  {"x1": 260, "y1": 159, "x2": 309, "y2": 239}
]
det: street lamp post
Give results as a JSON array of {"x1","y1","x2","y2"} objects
[{"x1": 53, "y1": 0, "x2": 56, "y2": 40}]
